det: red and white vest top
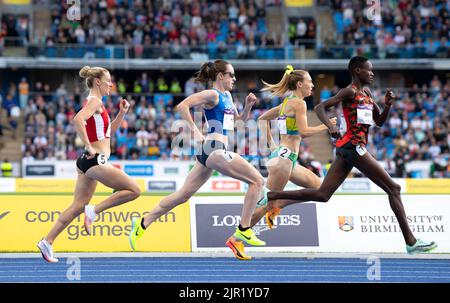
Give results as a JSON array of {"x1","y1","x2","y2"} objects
[{"x1": 84, "y1": 99, "x2": 111, "y2": 143}]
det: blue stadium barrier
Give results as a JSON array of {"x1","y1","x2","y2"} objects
[
  {"x1": 46, "y1": 47, "x2": 56, "y2": 58},
  {"x1": 66, "y1": 47, "x2": 76, "y2": 58},
  {"x1": 114, "y1": 48, "x2": 125, "y2": 59},
  {"x1": 256, "y1": 48, "x2": 266, "y2": 59},
  {"x1": 265, "y1": 49, "x2": 275, "y2": 59},
  {"x1": 95, "y1": 47, "x2": 106, "y2": 58}
]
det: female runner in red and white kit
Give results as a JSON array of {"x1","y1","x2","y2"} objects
[{"x1": 37, "y1": 66, "x2": 141, "y2": 262}]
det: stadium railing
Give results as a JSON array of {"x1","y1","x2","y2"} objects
[
  {"x1": 319, "y1": 44, "x2": 449, "y2": 59},
  {"x1": 24, "y1": 43, "x2": 296, "y2": 60}
]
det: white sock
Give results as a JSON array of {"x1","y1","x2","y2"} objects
[{"x1": 85, "y1": 205, "x2": 97, "y2": 220}]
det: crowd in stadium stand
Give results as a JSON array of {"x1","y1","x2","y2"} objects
[
  {"x1": 26, "y1": 0, "x2": 286, "y2": 59},
  {"x1": 321, "y1": 0, "x2": 450, "y2": 58},
  {"x1": 288, "y1": 17, "x2": 317, "y2": 49},
  {"x1": 0, "y1": 13, "x2": 29, "y2": 50},
  {"x1": 367, "y1": 75, "x2": 450, "y2": 177},
  {"x1": 3, "y1": 0, "x2": 449, "y2": 60},
  {"x1": 1, "y1": 71, "x2": 448, "y2": 178}
]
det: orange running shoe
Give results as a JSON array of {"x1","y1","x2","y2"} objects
[
  {"x1": 266, "y1": 207, "x2": 281, "y2": 229},
  {"x1": 226, "y1": 237, "x2": 252, "y2": 260}
]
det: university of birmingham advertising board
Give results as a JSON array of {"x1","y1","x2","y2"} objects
[
  {"x1": 190, "y1": 195, "x2": 450, "y2": 253},
  {"x1": 317, "y1": 195, "x2": 450, "y2": 253}
]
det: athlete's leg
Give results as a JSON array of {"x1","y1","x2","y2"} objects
[
  {"x1": 250, "y1": 157, "x2": 291, "y2": 227},
  {"x1": 353, "y1": 152, "x2": 416, "y2": 246},
  {"x1": 289, "y1": 164, "x2": 322, "y2": 189},
  {"x1": 268, "y1": 156, "x2": 352, "y2": 208},
  {"x1": 45, "y1": 172, "x2": 97, "y2": 244},
  {"x1": 206, "y1": 150, "x2": 265, "y2": 228},
  {"x1": 85, "y1": 164, "x2": 141, "y2": 213},
  {"x1": 142, "y1": 161, "x2": 213, "y2": 227},
  {"x1": 264, "y1": 157, "x2": 352, "y2": 228}
]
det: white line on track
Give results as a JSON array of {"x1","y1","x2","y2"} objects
[{"x1": 1, "y1": 252, "x2": 449, "y2": 259}]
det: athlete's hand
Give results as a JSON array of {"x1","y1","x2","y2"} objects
[
  {"x1": 384, "y1": 89, "x2": 396, "y2": 107},
  {"x1": 328, "y1": 125, "x2": 341, "y2": 139},
  {"x1": 192, "y1": 128, "x2": 205, "y2": 143},
  {"x1": 85, "y1": 145, "x2": 96, "y2": 159},
  {"x1": 329, "y1": 117, "x2": 337, "y2": 126},
  {"x1": 119, "y1": 98, "x2": 130, "y2": 113},
  {"x1": 245, "y1": 93, "x2": 258, "y2": 107}
]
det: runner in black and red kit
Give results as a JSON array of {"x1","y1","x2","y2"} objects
[{"x1": 265, "y1": 56, "x2": 437, "y2": 254}]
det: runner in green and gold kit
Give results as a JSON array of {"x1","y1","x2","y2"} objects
[{"x1": 229, "y1": 65, "x2": 336, "y2": 259}]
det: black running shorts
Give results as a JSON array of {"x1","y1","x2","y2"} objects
[
  {"x1": 196, "y1": 140, "x2": 226, "y2": 167},
  {"x1": 76, "y1": 152, "x2": 107, "y2": 173},
  {"x1": 335, "y1": 141, "x2": 367, "y2": 164}
]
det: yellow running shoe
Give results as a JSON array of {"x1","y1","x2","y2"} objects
[
  {"x1": 233, "y1": 227, "x2": 266, "y2": 246},
  {"x1": 226, "y1": 237, "x2": 252, "y2": 260},
  {"x1": 266, "y1": 207, "x2": 281, "y2": 229},
  {"x1": 129, "y1": 217, "x2": 145, "y2": 251}
]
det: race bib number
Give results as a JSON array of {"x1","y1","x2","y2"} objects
[
  {"x1": 357, "y1": 105, "x2": 374, "y2": 125},
  {"x1": 223, "y1": 111, "x2": 234, "y2": 130},
  {"x1": 339, "y1": 113, "x2": 347, "y2": 137},
  {"x1": 355, "y1": 145, "x2": 367, "y2": 156},
  {"x1": 278, "y1": 117, "x2": 287, "y2": 135},
  {"x1": 277, "y1": 146, "x2": 292, "y2": 159},
  {"x1": 97, "y1": 153, "x2": 107, "y2": 165}
]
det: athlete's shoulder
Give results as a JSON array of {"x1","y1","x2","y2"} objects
[
  {"x1": 283, "y1": 94, "x2": 301, "y2": 105},
  {"x1": 86, "y1": 95, "x2": 102, "y2": 103},
  {"x1": 202, "y1": 88, "x2": 220, "y2": 96},
  {"x1": 197, "y1": 89, "x2": 220, "y2": 108},
  {"x1": 339, "y1": 85, "x2": 357, "y2": 100},
  {"x1": 194, "y1": 89, "x2": 220, "y2": 101},
  {"x1": 289, "y1": 98, "x2": 306, "y2": 110},
  {"x1": 83, "y1": 96, "x2": 102, "y2": 109}
]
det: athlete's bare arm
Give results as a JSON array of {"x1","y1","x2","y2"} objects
[
  {"x1": 366, "y1": 87, "x2": 395, "y2": 127},
  {"x1": 110, "y1": 98, "x2": 130, "y2": 134},
  {"x1": 232, "y1": 92, "x2": 258, "y2": 122},
  {"x1": 255, "y1": 106, "x2": 280, "y2": 152},
  {"x1": 294, "y1": 100, "x2": 328, "y2": 137},
  {"x1": 175, "y1": 89, "x2": 219, "y2": 139},
  {"x1": 314, "y1": 87, "x2": 355, "y2": 138},
  {"x1": 258, "y1": 105, "x2": 281, "y2": 120}
]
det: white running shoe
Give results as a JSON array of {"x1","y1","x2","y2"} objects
[
  {"x1": 37, "y1": 238, "x2": 59, "y2": 263},
  {"x1": 84, "y1": 205, "x2": 97, "y2": 235}
]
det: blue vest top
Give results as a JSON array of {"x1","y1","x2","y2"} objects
[{"x1": 204, "y1": 88, "x2": 235, "y2": 135}]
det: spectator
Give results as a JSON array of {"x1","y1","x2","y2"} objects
[
  {"x1": 1, "y1": 158, "x2": 13, "y2": 177},
  {"x1": 2, "y1": 94, "x2": 19, "y2": 138},
  {"x1": 156, "y1": 75, "x2": 169, "y2": 93},
  {"x1": 295, "y1": 19, "x2": 307, "y2": 45},
  {"x1": 169, "y1": 77, "x2": 182, "y2": 95},
  {"x1": 136, "y1": 125, "x2": 150, "y2": 148},
  {"x1": 18, "y1": 77, "x2": 29, "y2": 109}
]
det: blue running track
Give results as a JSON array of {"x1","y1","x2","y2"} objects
[{"x1": 1, "y1": 257, "x2": 450, "y2": 283}]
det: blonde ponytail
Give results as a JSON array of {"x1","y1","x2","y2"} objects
[{"x1": 261, "y1": 65, "x2": 308, "y2": 97}]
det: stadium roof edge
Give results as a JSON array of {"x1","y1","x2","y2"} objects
[{"x1": 0, "y1": 58, "x2": 448, "y2": 70}]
